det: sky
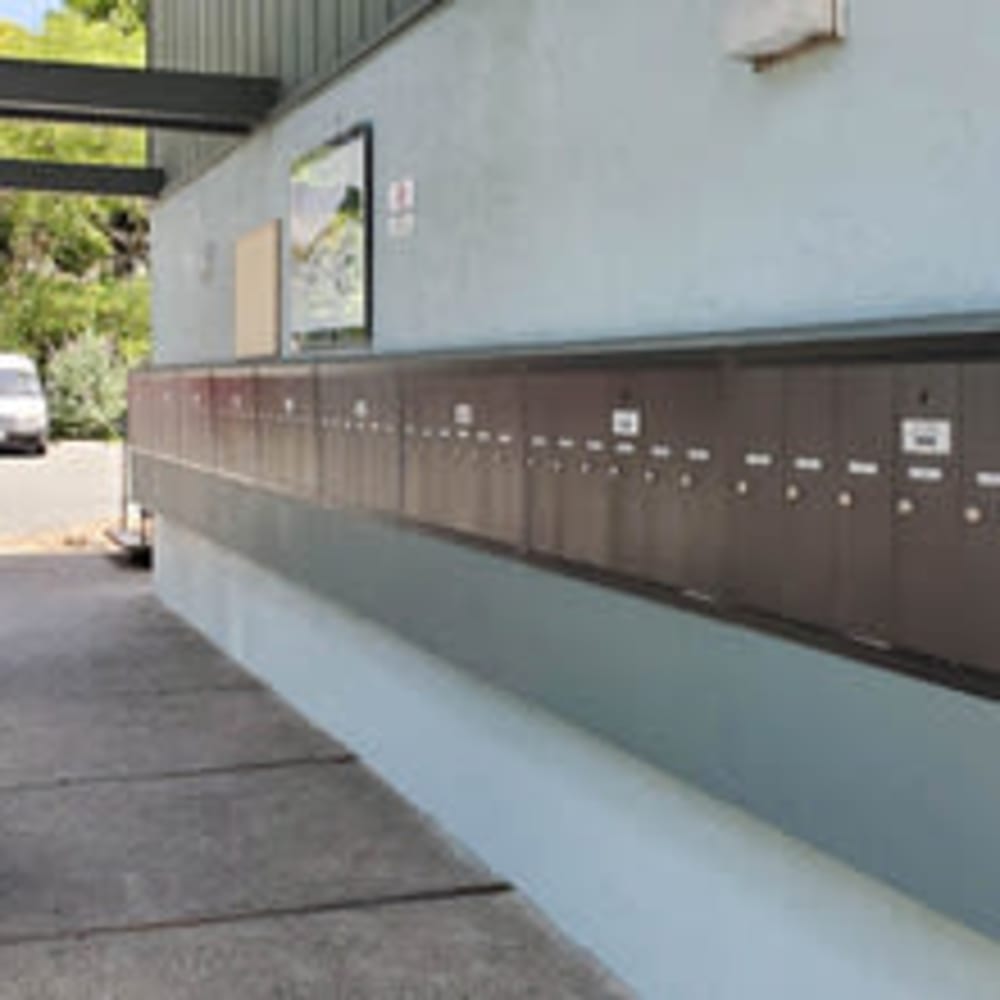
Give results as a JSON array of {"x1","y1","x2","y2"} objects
[{"x1": 0, "y1": 0, "x2": 59, "y2": 31}]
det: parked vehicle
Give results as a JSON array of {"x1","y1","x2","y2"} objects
[{"x1": 0, "y1": 354, "x2": 48, "y2": 455}]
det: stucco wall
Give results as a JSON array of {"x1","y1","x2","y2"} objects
[
  {"x1": 154, "y1": 0, "x2": 1000, "y2": 363},
  {"x1": 157, "y1": 516, "x2": 1000, "y2": 1000}
]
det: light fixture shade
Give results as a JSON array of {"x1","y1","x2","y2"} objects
[{"x1": 724, "y1": 0, "x2": 844, "y2": 63}]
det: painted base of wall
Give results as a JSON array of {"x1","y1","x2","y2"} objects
[{"x1": 156, "y1": 516, "x2": 1000, "y2": 999}]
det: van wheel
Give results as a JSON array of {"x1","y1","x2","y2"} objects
[{"x1": 34, "y1": 439, "x2": 47, "y2": 457}]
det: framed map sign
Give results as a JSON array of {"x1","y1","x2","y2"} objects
[{"x1": 289, "y1": 124, "x2": 372, "y2": 352}]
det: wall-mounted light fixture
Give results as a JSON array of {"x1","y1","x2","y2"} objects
[{"x1": 724, "y1": 0, "x2": 845, "y2": 69}]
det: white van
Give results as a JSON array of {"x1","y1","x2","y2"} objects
[{"x1": 0, "y1": 354, "x2": 48, "y2": 455}]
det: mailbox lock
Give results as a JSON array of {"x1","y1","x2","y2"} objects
[
  {"x1": 679, "y1": 472, "x2": 694, "y2": 490},
  {"x1": 734, "y1": 479, "x2": 750, "y2": 497},
  {"x1": 551, "y1": 459, "x2": 564, "y2": 474},
  {"x1": 526, "y1": 456, "x2": 536, "y2": 469},
  {"x1": 965, "y1": 505, "x2": 985, "y2": 526},
  {"x1": 580, "y1": 460, "x2": 593, "y2": 475},
  {"x1": 785, "y1": 483, "x2": 803, "y2": 504},
  {"x1": 896, "y1": 497, "x2": 916, "y2": 517},
  {"x1": 608, "y1": 464, "x2": 622, "y2": 479},
  {"x1": 643, "y1": 469, "x2": 658, "y2": 485},
  {"x1": 837, "y1": 490, "x2": 855, "y2": 510}
]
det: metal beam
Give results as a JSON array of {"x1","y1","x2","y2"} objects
[
  {"x1": 0, "y1": 59, "x2": 280, "y2": 133},
  {"x1": 0, "y1": 159, "x2": 166, "y2": 198}
]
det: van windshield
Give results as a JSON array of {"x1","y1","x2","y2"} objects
[{"x1": 0, "y1": 371, "x2": 41, "y2": 397}]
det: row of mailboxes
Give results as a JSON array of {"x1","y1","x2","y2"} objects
[{"x1": 129, "y1": 355, "x2": 1000, "y2": 681}]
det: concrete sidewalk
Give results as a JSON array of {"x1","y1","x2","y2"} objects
[{"x1": 0, "y1": 556, "x2": 627, "y2": 998}]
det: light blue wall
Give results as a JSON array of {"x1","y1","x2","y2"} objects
[
  {"x1": 157, "y1": 517, "x2": 1000, "y2": 1000},
  {"x1": 154, "y1": 0, "x2": 1000, "y2": 363}
]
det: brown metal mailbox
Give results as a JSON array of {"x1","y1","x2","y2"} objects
[
  {"x1": 779, "y1": 366, "x2": 837, "y2": 630},
  {"x1": 642, "y1": 365, "x2": 725, "y2": 598},
  {"x1": 213, "y1": 369, "x2": 259, "y2": 481},
  {"x1": 127, "y1": 372, "x2": 154, "y2": 454},
  {"x1": 154, "y1": 372, "x2": 182, "y2": 461},
  {"x1": 523, "y1": 372, "x2": 565, "y2": 558},
  {"x1": 435, "y1": 373, "x2": 524, "y2": 546},
  {"x1": 178, "y1": 370, "x2": 215, "y2": 469},
  {"x1": 955, "y1": 362, "x2": 1000, "y2": 673},
  {"x1": 256, "y1": 366, "x2": 317, "y2": 498},
  {"x1": 317, "y1": 369, "x2": 351, "y2": 506},
  {"x1": 341, "y1": 372, "x2": 401, "y2": 513},
  {"x1": 401, "y1": 372, "x2": 450, "y2": 525},
  {"x1": 832, "y1": 364, "x2": 894, "y2": 644},
  {"x1": 724, "y1": 366, "x2": 784, "y2": 611},
  {"x1": 555, "y1": 371, "x2": 612, "y2": 568},
  {"x1": 890, "y1": 362, "x2": 961, "y2": 662},
  {"x1": 605, "y1": 369, "x2": 650, "y2": 580}
]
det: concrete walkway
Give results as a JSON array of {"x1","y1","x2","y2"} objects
[{"x1": 0, "y1": 556, "x2": 627, "y2": 998}]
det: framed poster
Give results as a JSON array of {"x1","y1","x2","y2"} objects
[{"x1": 289, "y1": 124, "x2": 372, "y2": 352}]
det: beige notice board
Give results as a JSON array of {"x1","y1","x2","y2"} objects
[{"x1": 235, "y1": 221, "x2": 281, "y2": 359}]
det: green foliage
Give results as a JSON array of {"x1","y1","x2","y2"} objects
[
  {"x1": 63, "y1": 0, "x2": 147, "y2": 37},
  {"x1": 0, "y1": 6, "x2": 149, "y2": 432},
  {"x1": 46, "y1": 329, "x2": 128, "y2": 439}
]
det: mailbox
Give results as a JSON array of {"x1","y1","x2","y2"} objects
[
  {"x1": 555, "y1": 371, "x2": 612, "y2": 568},
  {"x1": 182, "y1": 371, "x2": 216, "y2": 469},
  {"x1": 213, "y1": 369, "x2": 259, "y2": 481},
  {"x1": 317, "y1": 369, "x2": 352, "y2": 506},
  {"x1": 644, "y1": 365, "x2": 725, "y2": 598},
  {"x1": 832, "y1": 364, "x2": 894, "y2": 644},
  {"x1": 606, "y1": 369, "x2": 650, "y2": 579},
  {"x1": 725, "y1": 366, "x2": 784, "y2": 611},
  {"x1": 890, "y1": 362, "x2": 961, "y2": 662},
  {"x1": 523, "y1": 372, "x2": 566, "y2": 558},
  {"x1": 779, "y1": 365, "x2": 837, "y2": 629},
  {"x1": 401, "y1": 372, "x2": 450, "y2": 525},
  {"x1": 154, "y1": 372, "x2": 182, "y2": 461},
  {"x1": 334, "y1": 370, "x2": 401, "y2": 513},
  {"x1": 955, "y1": 362, "x2": 1000, "y2": 673},
  {"x1": 440, "y1": 373, "x2": 523, "y2": 546},
  {"x1": 256, "y1": 366, "x2": 318, "y2": 498}
]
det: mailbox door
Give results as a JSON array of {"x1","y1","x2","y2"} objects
[
  {"x1": 475, "y1": 374, "x2": 524, "y2": 547},
  {"x1": 440, "y1": 375, "x2": 479, "y2": 536},
  {"x1": 641, "y1": 368, "x2": 685, "y2": 589},
  {"x1": 675, "y1": 366, "x2": 725, "y2": 598},
  {"x1": 370, "y1": 373, "x2": 402, "y2": 514},
  {"x1": 214, "y1": 371, "x2": 258, "y2": 480},
  {"x1": 891, "y1": 363, "x2": 961, "y2": 662},
  {"x1": 157, "y1": 373, "x2": 181, "y2": 460},
  {"x1": 317, "y1": 370, "x2": 350, "y2": 506},
  {"x1": 606, "y1": 369, "x2": 649, "y2": 579},
  {"x1": 779, "y1": 366, "x2": 837, "y2": 629},
  {"x1": 559, "y1": 371, "x2": 611, "y2": 568},
  {"x1": 833, "y1": 364, "x2": 894, "y2": 643},
  {"x1": 523, "y1": 372, "x2": 565, "y2": 558},
  {"x1": 285, "y1": 368, "x2": 318, "y2": 499},
  {"x1": 179, "y1": 372, "x2": 213, "y2": 469},
  {"x1": 725, "y1": 366, "x2": 784, "y2": 611},
  {"x1": 956, "y1": 362, "x2": 1000, "y2": 674}
]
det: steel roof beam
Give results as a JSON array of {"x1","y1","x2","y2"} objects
[
  {"x1": 0, "y1": 58, "x2": 280, "y2": 133},
  {"x1": 0, "y1": 159, "x2": 166, "y2": 198}
]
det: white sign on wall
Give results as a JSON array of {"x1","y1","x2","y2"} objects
[
  {"x1": 724, "y1": 0, "x2": 844, "y2": 63},
  {"x1": 387, "y1": 177, "x2": 417, "y2": 240}
]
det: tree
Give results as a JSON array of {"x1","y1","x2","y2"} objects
[
  {"x1": 64, "y1": 0, "x2": 146, "y2": 35},
  {"x1": 0, "y1": 8, "x2": 149, "y2": 389}
]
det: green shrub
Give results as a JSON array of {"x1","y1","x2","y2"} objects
[{"x1": 46, "y1": 330, "x2": 127, "y2": 439}]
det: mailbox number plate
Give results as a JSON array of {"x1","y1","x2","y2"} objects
[{"x1": 901, "y1": 418, "x2": 952, "y2": 457}]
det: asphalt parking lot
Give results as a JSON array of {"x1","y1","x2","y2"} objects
[{"x1": 0, "y1": 441, "x2": 123, "y2": 543}]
